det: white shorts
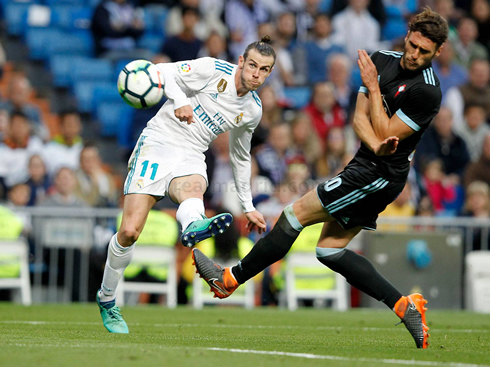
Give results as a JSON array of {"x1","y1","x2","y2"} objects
[{"x1": 123, "y1": 134, "x2": 208, "y2": 197}]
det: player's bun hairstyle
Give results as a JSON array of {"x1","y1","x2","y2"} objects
[
  {"x1": 243, "y1": 35, "x2": 276, "y2": 66},
  {"x1": 408, "y1": 7, "x2": 449, "y2": 48}
]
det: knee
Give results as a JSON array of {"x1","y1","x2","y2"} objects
[{"x1": 118, "y1": 225, "x2": 141, "y2": 246}]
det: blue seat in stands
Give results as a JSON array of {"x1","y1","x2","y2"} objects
[
  {"x1": 96, "y1": 101, "x2": 133, "y2": 137},
  {"x1": 71, "y1": 58, "x2": 113, "y2": 84},
  {"x1": 26, "y1": 27, "x2": 61, "y2": 61},
  {"x1": 5, "y1": 1, "x2": 36, "y2": 36},
  {"x1": 49, "y1": 54, "x2": 85, "y2": 87},
  {"x1": 48, "y1": 31, "x2": 93, "y2": 57},
  {"x1": 73, "y1": 81, "x2": 113, "y2": 114},
  {"x1": 283, "y1": 87, "x2": 312, "y2": 109}
]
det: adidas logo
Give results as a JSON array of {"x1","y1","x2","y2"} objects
[{"x1": 210, "y1": 93, "x2": 218, "y2": 101}]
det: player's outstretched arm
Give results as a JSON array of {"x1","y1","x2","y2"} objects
[{"x1": 245, "y1": 210, "x2": 267, "y2": 234}]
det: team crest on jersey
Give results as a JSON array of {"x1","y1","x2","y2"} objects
[
  {"x1": 180, "y1": 63, "x2": 191, "y2": 73},
  {"x1": 217, "y1": 79, "x2": 227, "y2": 93},
  {"x1": 234, "y1": 113, "x2": 244, "y2": 124},
  {"x1": 395, "y1": 84, "x2": 406, "y2": 97},
  {"x1": 136, "y1": 179, "x2": 144, "y2": 189}
]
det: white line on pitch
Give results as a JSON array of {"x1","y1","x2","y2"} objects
[
  {"x1": 1, "y1": 320, "x2": 488, "y2": 334},
  {"x1": 205, "y1": 347, "x2": 490, "y2": 367}
]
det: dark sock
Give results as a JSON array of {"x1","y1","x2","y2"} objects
[
  {"x1": 318, "y1": 249, "x2": 402, "y2": 309},
  {"x1": 232, "y1": 212, "x2": 300, "y2": 284}
]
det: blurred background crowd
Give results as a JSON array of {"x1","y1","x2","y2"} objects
[{"x1": 0, "y1": 0, "x2": 490, "y2": 304}]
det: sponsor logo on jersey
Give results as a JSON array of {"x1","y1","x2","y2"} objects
[
  {"x1": 395, "y1": 84, "x2": 406, "y2": 97},
  {"x1": 217, "y1": 78, "x2": 227, "y2": 93},
  {"x1": 234, "y1": 113, "x2": 244, "y2": 124},
  {"x1": 193, "y1": 104, "x2": 225, "y2": 134},
  {"x1": 136, "y1": 179, "x2": 144, "y2": 189},
  {"x1": 180, "y1": 63, "x2": 192, "y2": 73}
]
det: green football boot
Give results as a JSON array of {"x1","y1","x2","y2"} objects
[
  {"x1": 96, "y1": 292, "x2": 129, "y2": 334},
  {"x1": 181, "y1": 213, "x2": 233, "y2": 248}
]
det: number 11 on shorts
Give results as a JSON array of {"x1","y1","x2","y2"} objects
[{"x1": 140, "y1": 160, "x2": 159, "y2": 180}]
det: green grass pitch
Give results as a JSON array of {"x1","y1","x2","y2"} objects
[{"x1": 0, "y1": 303, "x2": 489, "y2": 367}]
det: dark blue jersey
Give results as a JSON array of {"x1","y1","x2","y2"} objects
[{"x1": 352, "y1": 50, "x2": 442, "y2": 182}]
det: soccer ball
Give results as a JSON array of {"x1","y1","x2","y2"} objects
[{"x1": 117, "y1": 60, "x2": 165, "y2": 109}]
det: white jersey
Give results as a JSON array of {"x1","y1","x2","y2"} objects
[{"x1": 144, "y1": 57, "x2": 262, "y2": 213}]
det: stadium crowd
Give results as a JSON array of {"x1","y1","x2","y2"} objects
[{"x1": 1, "y1": 0, "x2": 490, "y2": 303}]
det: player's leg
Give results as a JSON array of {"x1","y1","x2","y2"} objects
[
  {"x1": 192, "y1": 188, "x2": 332, "y2": 298},
  {"x1": 97, "y1": 193, "x2": 156, "y2": 333},
  {"x1": 315, "y1": 219, "x2": 428, "y2": 348},
  {"x1": 169, "y1": 174, "x2": 233, "y2": 247}
]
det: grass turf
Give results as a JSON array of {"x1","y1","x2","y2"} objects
[{"x1": 0, "y1": 303, "x2": 489, "y2": 367}]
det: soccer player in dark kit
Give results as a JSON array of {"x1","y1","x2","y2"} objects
[{"x1": 192, "y1": 7, "x2": 448, "y2": 349}]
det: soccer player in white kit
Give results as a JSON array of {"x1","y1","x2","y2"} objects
[{"x1": 96, "y1": 36, "x2": 276, "y2": 333}]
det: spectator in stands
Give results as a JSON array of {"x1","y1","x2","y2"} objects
[
  {"x1": 256, "y1": 181, "x2": 299, "y2": 222},
  {"x1": 443, "y1": 59, "x2": 490, "y2": 131},
  {"x1": 303, "y1": 82, "x2": 345, "y2": 145},
  {"x1": 451, "y1": 17, "x2": 488, "y2": 70},
  {"x1": 42, "y1": 111, "x2": 83, "y2": 178},
  {"x1": 471, "y1": 0, "x2": 490, "y2": 53},
  {"x1": 271, "y1": 12, "x2": 298, "y2": 89},
  {"x1": 330, "y1": 0, "x2": 387, "y2": 27},
  {"x1": 161, "y1": 6, "x2": 203, "y2": 62},
  {"x1": 463, "y1": 180, "x2": 490, "y2": 219},
  {"x1": 315, "y1": 126, "x2": 350, "y2": 180},
  {"x1": 461, "y1": 180, "x2": 490, "y2": 251},
  {"x1": 378, "y1": 182, "x2": 416, "y2": 232},
  {"x1": 224, "y1": 0, "x2": 269, "y2": 60},
  {"x1": 285, "y1": 155, "x2": 313, "y2": 197},
  {"x1": 0, "y1": 110, "x2": 44, "y2": 190},
  {"x1": 297, "y1": 14, "x2": 345, "y2": 85},
  {"x1": 198, "y1": 31, "x2": 230, "y2": 61},
  {"x1": 295, "y1": 0, "x2": 323, "y2": 43},
  {"x1": 165, "y1": 0, "x2": 228, "y2": 41},
  {"x1": 327, "y1": 53, "x2": 357, "y2": 119},
  {"x1": 420, "y1": 158, "x2": 458, "y2": 216},
  {"x1": 415, "y1": 107, "x2": 470, "y2": 182},
  {"x1": 433, "y1": 0, "x2": 461, "y2": 34},
  {"x1": 206, "y1": 132, "x2": 233, "y2": 209},
  {"x1": 0, "y1": 108, "x2": 9, "y2": 142},
  {"x1": 25, "y1": 154, "x2": 50, "y2": 206},
  {"x1": 91, "y1": 0, "x2": 150, "y2": 61},
  {"x1": 455, "y1": 104, "x2": 490, "y2": 162},
  {"x1": 75, "y1": 144, "x2": 117, "y2": 207},
  {"x1": 331, "y1": 0, "x2": 382, "y2": 62},
  {"x1": 431, "y1": 40, "x2": 468, "y2": 96},
  {"x1": 0, "y1": 41, "x2": 5, "y2": 82},
  {"x1": 7, "y1": 183, "x2": 31, "y2": 208},
  {"x1": 255, "y1": 123, "x2": 294, "y2": 186},
  {"x1": 0, "y1": 74, "x2": 47, "y2": 141},
  {"x1": 221, "y1": 157, "x2": 274, "y2": 217},
  {"x1": 39, "y1": 167, "x2": 87, "y2": 208},
  {"x1": 464, "y1": 132, "x2": 490, "y2": 188},
  {"x1": 290, "y1": 112, "x2": 322, "y2": 168},
  {"x1": 251, "y1": 85, "x2": 283, "y2": 149}
]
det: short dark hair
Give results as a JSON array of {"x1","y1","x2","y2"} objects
[
  {"x1": 408, "y1": 7, "x2": 449, "y2": 48},
  {"x1": 243, "y1": 35, "x2": 276, "y2": 66},
  {"x1": 10, "y1": 109, "x2": 29, "y2": 123}
]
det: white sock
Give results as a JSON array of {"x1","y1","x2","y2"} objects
[
  {"x1": 98, "y1": 233, "x2": 134, "y2": 302},
  {"x1": 176, "y1": 198, "x2": 205, "y2": 231}
]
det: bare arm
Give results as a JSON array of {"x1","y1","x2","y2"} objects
[{"x1": 353, "y1": 92, "x2": 399, "y2": 156}]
